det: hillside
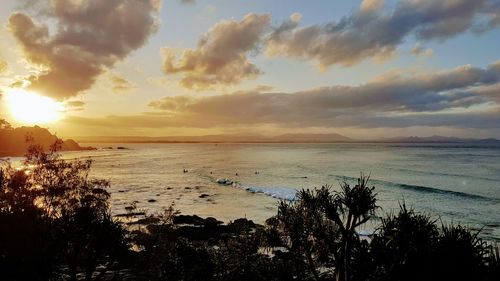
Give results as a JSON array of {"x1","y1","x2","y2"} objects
[{"x1": 0, "y1": 124, "x2": 94, "y2": 157}]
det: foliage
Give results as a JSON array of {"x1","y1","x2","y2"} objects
[
  {"x1": 266, "y1": 175, "x2": 377, "y2": 281},
  {"x1": 369, "y1": 204, "x2": 499, "y2": 281},
  {"x1": 369, "y1": 204, "x2": 439, "y2": 281},
  {"x1": 0, "y1": 143, "x2": 126, "y2": 281}
]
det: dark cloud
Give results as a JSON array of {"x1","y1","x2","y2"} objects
[
  {"x1": 461, "y1": 82, "x2": 500, "y2": 102},
  {"x1": 64, "y1": 107, "x2": 500, "y2": 131},
  {"x1": 341, "y1": 109, "x2": 500, "y2": 129},
  {"x1": 266, "y1": 0, "x2": 499, "y2": 68},
  {"x1": 162, "y1": 13, "x2": 270, "y2": 89},
  {"x1": 144, "y1": 61, "x2": 500, "y2": 128},
  {"x1": 64, "y1": 61, "x2": 500, "y2": 130},
  {"x1": 8, "y1": 0, "x2": 161, "y2": 100}
]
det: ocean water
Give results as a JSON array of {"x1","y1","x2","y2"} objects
[{"x1": 12, "y1": 142, "x2": 500, "y2": 240}]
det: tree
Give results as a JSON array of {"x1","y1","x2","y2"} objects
[
  {"x1": 267, "y1": 175, "x2": 377, "y2": 281},
  {"x1": 369, "y1": 204, "x2": 438, "y2": 281},
  {"x1": 0, "y1": 142, "x2": 126, "y2": 281},
  {"x1": 369, "y1": 204, "x2": 500, "y2": 281}
]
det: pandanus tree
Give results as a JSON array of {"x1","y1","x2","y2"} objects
[{"x1": 267, "y1": 174, "x2": 377, "y2": 281}]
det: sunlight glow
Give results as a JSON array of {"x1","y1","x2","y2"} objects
[{"x1": 5, "y1": 89, "x2": 64, "y2": 124}]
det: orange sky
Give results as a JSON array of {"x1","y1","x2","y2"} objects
[{"x1": 0, "y1": 0, "x2": 499, "y2": 139}]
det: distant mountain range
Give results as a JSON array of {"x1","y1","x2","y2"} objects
[
  {"x1": 0, "y1": 125, "x2": 94, "y2": 157},
  {"x1": 378, "y1": 135, "x2": 500, "y2": 143},
  {"x1": 2, "y1": 125, "x2": 498, "y2": 157},
  {"x1": 75, "y1": 133, "x2": 500, "y2": 144},
  {"x1": 75, "y1": 133, "x2": 352, "y2": 143}
]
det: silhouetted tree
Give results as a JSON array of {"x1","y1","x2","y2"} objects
[
  {"x1": 369, "y1": 204, "x2": 500, "y2": 281},
  {"x1": 485, "y1": 244, "x2": 500, "y2": 281},
  {"x1": 267, "y1": 175, "x2": 377, "y2": 281},
  {"x1": 0, "y1": 143, "x2": 126, "y2": 281},
  {"x1": 432, "y1": 224, "x2": 491, "y2": 281},
  {"x1": 369, "y1": 204, "x2": 438, "y2": 281}
]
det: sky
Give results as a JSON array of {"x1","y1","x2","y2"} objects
[{"x1": 0, "y1": 0, "x2": 499, "y2": 139}]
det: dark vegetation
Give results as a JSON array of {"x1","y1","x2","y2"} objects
[{"x1": 0, "y1": 143, "x2": 499, "y2": 280}]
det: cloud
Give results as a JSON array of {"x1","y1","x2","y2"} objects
[
  {"x1": 360, "y1": 0, "x2": 385, "y2": 13},
  {"x1": 162, "y1": 13, "x2": 270, "y2": 89},
  {"x1": 8, "y1": 0, "x2": 161, "y2": 100},
  {"x1": 148, "y1": 95, "x2": 194, "y2": 111},
  {"x1": 65, "y1": 107, "x2": 500, "y2": 132},
  {"x1": 109, "y1": 74, "x2": 135, "y2": 93},
  {"x1": 459, "y1": 82, "x2": 500, "y2": 102},
  {"x1": 144, "y1": 61, "x2": 500, "y2": 129},
  {"x1": 64, "y1": 60, "x2": 500, "y2": 133},
  {"x1": 411, "y1": 44, "x2": 434, "y2": 58},
  {"x1": 64, "y1": 100, "x2": 85, "y2": 111},
  {"x1": 266, "y1": 0, "x2": 499, "y2": 68},
  {"x1": 179, "y1": 0, "x2": 196, "y2": 4},
  {"x1": 0, "y1": 59, "x2": 7, "y2": 74}
]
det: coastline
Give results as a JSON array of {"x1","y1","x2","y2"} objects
[{"x1": 58, "y1": 143, "x2": 500, "y2": 242}]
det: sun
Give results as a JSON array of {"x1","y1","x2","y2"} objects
[{"x1": 5, "y1": 89, "x2": 64, "y2": 124}]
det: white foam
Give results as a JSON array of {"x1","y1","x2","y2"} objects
[{"x1": 233, "y1": 183, "x2": 297, "y2": 201}]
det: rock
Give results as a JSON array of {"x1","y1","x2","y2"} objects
[
  {"x1": 216, "y1": 178, "x2": 233, "y2": 185},
  {"x1": 115, "y1": 212, "x2": 146, "y2": 218},
  {"x1": 204, "y1": 217, "x2": 223, "y2": 227},
  {"x1": 173, "y1": 215, "x2": 206, "y2": 225},
  {"x1": 229, "y1": 218, "x2": 256, "y2": 231},
  {"x1": 147, "y1": 199, "x2": 157, "y2": 203},
  {"x1": 199, "y1": 194, "x2": 210, "y2": 198}
]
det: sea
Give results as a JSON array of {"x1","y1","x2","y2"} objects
[{"x1": 5, "y1": 142, "x2": 500, "y2": 241}]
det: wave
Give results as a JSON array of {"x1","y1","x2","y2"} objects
[
  {"x1": 329, "y1": 175, "x2": 499, "y2": 203},
  {"x1": 385, "y1": 167, "x2": 500, "y2": 183},
  {"x1": 213, "y1": 174, "x2": 499, "y2": 203},
  {"x1": 233, "y1": 184, "x2": 297, "y2": 201}
]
